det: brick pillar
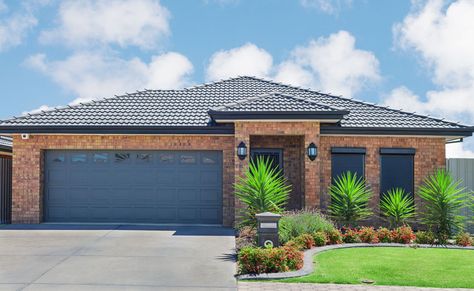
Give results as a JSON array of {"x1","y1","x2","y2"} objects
[
  {"x1": 304, "y1": 124, "x2": 320, "y2": 209},
  {"x1": 234, "y1": 123, "x2": 250, "y2": 225}
]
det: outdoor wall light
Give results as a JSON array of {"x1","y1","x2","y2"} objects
[
  {"x1": 307, "y1": 142, "x2": 317, "y2": 161},
  {"x1": 237, "y1": 141, "x2": 248, "y2": 160}
]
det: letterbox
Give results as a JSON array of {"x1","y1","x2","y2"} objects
[{"x1": 256, "y1": 212, "x2": 281, "y2": 248}]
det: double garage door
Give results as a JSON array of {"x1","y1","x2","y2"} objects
[{"x1": 44, "y1": 150, "x2": 223, "y2": 224}]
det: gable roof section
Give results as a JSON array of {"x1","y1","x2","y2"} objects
[
  {"x1": 0, "y1": 76, "x2": 472, "y2": 137},
  {"x1": 208, "y1": 92, "x2": 349, "y2": 121}
]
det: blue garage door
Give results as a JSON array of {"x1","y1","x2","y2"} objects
[{"x1": 44, "y1": 150, "x2": 223, "y2": 224}]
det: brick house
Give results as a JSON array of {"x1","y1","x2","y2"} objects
[{"x1": 0, "y1": 76, "x2": 472, "y2": 226}]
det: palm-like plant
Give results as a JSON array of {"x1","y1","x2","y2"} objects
[
  {"x1": 328, "y1": 171, "x2": 373, "y2": 227},
  {"x1": 380, "y1": 188, "x2": 415, "y2": 228},
  {"x1": 417, "y1": 169, "x2": 468, "y2": 243},
  {"x1": 235, "y1": 156, "x2": 291, "y2": 227}
]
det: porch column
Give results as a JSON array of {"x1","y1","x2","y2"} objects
[
  {"x1": 234, "y1": 122, "x2": 250, "y2": 224},
  {"x1": 304, "y1": 124, "x2": 320, "y2": 208}
]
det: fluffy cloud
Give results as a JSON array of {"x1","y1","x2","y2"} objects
[
  {"x1": 0, "y1": 2, "x2": 39, "y2": 51},
  {"x1": 206, "y1": 31, "x2": 380, "y2": 97},
  {"x1": 25, "y1": 51, "x2": 193, "y2": 104},
  {"x1": 392, "y1": 0, "x2": 474, "y2": 157},
  {"x1": 40, "y1": 0, "x2": 170, "y2": 49},
  {"x1": 300, "y1": 0, "x2": 352, "y2": 14},
  {"x1": 206, "y1": 43, "x2": 273, "y2": 81},
  {"x1": 21, "y1": 105, "x2": 53, "y2": 116}
]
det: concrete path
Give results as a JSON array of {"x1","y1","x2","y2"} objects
[
  {"x1": 238, "y1": 282, "x2": 474, "y2": 291},
  {"x1": 0, "y1": 224, "x2": 236, "y2": 290}
]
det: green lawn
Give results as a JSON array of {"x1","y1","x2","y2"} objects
[{"x1": 280, "y1": 247, "x2": 474, "y2": 288}]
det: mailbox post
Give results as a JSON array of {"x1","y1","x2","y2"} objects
[{"x1": 256, "y1": 212, "x2": 281, "y2": 248}]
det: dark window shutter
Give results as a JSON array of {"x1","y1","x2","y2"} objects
[
  {"x1": 380, "y1": 151, "x2": 414, "y2": 198},
  {"x1": 331, "y1": 148, "x2": 365, "y2": 182}
]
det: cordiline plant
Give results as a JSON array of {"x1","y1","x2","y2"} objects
[
  {"x1": 380, "y1": 188, "x2": 415, "y2": 228},
  {"x1": 235, "y1": 156, "x2": 291, "y2": 227}
]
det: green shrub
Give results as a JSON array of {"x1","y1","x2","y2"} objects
[
  {"x1": 359, "y1": 227, "x2": 379, "y2": 243},
  {"x1": 417, "y1": 169, "x2": 468, "y2": 244},
  {"x1": 284, "y1": 240, "x2": 305, "y2": 251},
  {"x1": 390, "y1": 226, "x2": 415, "y2": 244},
  {"x1": 312, "y1": 231, "x2": 327, "y2": 246},
  {"x1": 380, "y1": 188, "x2": 415, "y2": 228},
  {"x1": 325, "y1": 228, "x2": 343, "y2": 244},
  {"x1": 235, "y1": 157, "x2": 291, "y2": 227},
  {"x1": 279, "y1": 210, "x2": 335, "y2": 244},
  {"x1": 415, "y1": 231, "x2": 436, "y2": 245},
  {"x1": 237, "y1": 246, "x2": 304, "y2": 274},
  {"x1": 328, "y1": 171, "x2": 373, "y2": 227},
  {"x1": 342, "y1": 228, "x2": 361, "y2": 243},
  {"x1": 292, "y1": 233, "x2": 314, "y2": 249},
  {"x1": 377, "y1": 227, "x2": 392, "y2": 243},
  {"x1": 455, "y1": 232, "x2": 473, "y2": 247}
]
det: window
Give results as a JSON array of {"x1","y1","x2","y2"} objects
[
  {"x1": 331, "y1": 147, "x2": 365, "y2": 182},
  {"x1": 380, "y1": 148, "x2": 415, "y2": 198},
  {"x1": 114, "y1": 153, "x2": 130, "y2": 163},
  {"x1": 250, "y1": 149, "x2": 283, "y2": 171},
  {"x1": 52, "y1": 155, "x2": 65, "y2": 163},
  {"x1": 180, "y1": 154, "x2": 196, "y2": 164},
  {"x1": 201, "y1": 153, "x2": 218, "y2": 164},
  {"x1": 71, "y1": 153, "x2": 87, "y2": 163},
  {"x1": 159, "y1": 153, "x2": 175, "y2": 164},
  {"x1": 93, "y1": 153, "x2": 109, "y2": 163},
  {"x1": 137, "y1": 153, "x2": 153, "y2": 163}
]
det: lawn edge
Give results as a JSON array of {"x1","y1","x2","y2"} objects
[{"x1": 236, "y1": 243, "x2": 474, "y2": 280}]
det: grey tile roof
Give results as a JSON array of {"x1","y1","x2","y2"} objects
[
  {"x1": 0, "y1": 76, "x2": 470, "y2": 131},
  {"x1": 211, "y1": 92, "x2": 341, "y2": 112},
  {"x1": 0, "y1": 136, "x2": 12, "y2": 149}
]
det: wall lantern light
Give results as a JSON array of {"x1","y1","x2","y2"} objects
[
  {"x1": 307, "y1": 142, "x2": 317, "y2": 161},
  {"x1": 237, "y1": 141, "x2": 248, "y2": 160}
]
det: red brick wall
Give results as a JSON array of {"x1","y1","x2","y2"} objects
[
  {"x1": 11, "y1": 134, "x2": 235, "y2": 226},
  {"x1": 319, "y1": 136, "x2": 446, "y2": 211}
]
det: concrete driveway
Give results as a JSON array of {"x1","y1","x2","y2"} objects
[{"x1": 0, "y1": 224, "x2": 236, "y2": 291}]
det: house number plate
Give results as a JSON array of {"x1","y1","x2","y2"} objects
[{"x1": 260, "y1": 222, "x2": 277, "y2": 229}]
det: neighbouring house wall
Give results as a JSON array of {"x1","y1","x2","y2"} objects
[
  {"x1": 11, "y1": 134, "x2": 235, "y2": 226},
  {"x1": 251, "y1": 135, "x2": 304, "y2": 210},
  {"x1": 319, "y1": 136, "x2": 446, "y2": 212}
]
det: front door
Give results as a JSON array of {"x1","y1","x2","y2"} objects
[{"x1": 250, "y1": 148, "x2": 283, "y2": 172}]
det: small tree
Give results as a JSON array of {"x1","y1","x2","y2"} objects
[
  {"x1": 380, "y1": 188, "x2": 415, "y2": 228},
  {"x1": 418, "y1": 169, "x2": 468, "y2": 244},
  {"x1": 328, "y1": 171, "x2": 373, "y2": 227},
  {"x1": 235, "y1": 156, "x2": 291, "y2": 227}
]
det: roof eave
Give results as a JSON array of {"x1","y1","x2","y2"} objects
[
  {"x1": 320, "y1": 126, "x2": 474, "y2": 137},
  {"x1": 208, "y1": 110, "x2": 349, "y2": 123},
  {"x1": 0, "y1": 125, "x2": 235, "y2": 135}
]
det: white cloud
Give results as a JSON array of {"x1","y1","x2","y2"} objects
[
  {"x1": 392, "y1": 0, "x2": 474, "y2": 157},
  {"x1": 446, "y1": 140, "x2": 474, "y2": 158},
  {"x1": 0, "y1": 2, "x2": 38, "y2": 51},
  {"x1": 25, "y1": 51, "x2": 193, "y2": 104},
  {"x1": 206, "y1": 32, "x2": 380, "y2": 97},
  {"x1": 206, "y1": 43, "x2": 273, "y2": 81},
  {"x1": 382, "y1": 86, "x2": 427, "y2": 113},
  {"x1": 40, "y1": 0, "x2": 170, "y2": 49},
  {"x1": 300, "y1": 0, "x2": 352, "y2": 14},
  {"x1": 278, "y1": 31, "x2": 380, "y2": 96},
  {"x1": 21, "y1": 105, "x2": 53, "y2": 116}
]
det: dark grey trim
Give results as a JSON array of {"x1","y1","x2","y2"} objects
[
  {"x1": 331, "y1": 147, "x2": 366, "y2": 154},
  {"x1": 320, "y1": 126, "x2": 474, "y2": 137},
  {"x1": 0, "y1": 125, "x2": 235, "y2": 134},
  {"x1": 208, "y1": 110, "x2": 348, "y2": 121},
  {"x1": 0, "y1": 145, "x2": 12, "y2": 153},
  {"x1": 380, "y1": 148, "x2": 416, "y2": 155}
]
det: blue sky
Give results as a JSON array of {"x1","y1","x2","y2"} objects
[{"x1": 0, "y1": 0, "x2": 473, "y2": 156}]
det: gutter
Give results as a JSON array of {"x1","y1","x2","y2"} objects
[{"x1": 320, "y1": 126, "x2": 474, "y2": 137}]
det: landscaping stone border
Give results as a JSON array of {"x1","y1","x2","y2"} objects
[{"x1": 237, "y1": 243, "x2": 474, "y2": 280}]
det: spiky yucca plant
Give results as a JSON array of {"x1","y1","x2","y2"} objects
[
  {"x1": 235, "y1": 156, "x2": 291, "y2": 227},
  {"x1": 418, "y1": 169, "x2": 468, "y2": 243},
  {"x1": 328, "y1": 171, "x2": 373, "y2": 227},
  {"x1": 380, "y1": 188, "x2": 415, "y2": 228}
]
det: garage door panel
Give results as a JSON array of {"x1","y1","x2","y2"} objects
[{"x1": 44, "y1": 150, "x2": 223, "y2": 224}]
